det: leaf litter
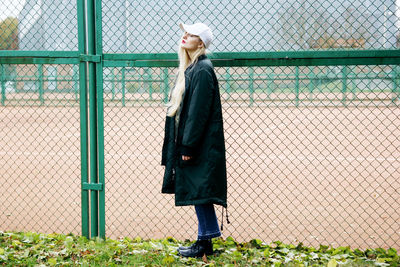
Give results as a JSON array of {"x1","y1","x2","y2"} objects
[{"x1": 0, "y1": 231, "x2": 398, "y2": 266}]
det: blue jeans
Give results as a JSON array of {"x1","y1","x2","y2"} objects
[{"x1": 195, "y1": 204, "x2": 221, "y2": 240}]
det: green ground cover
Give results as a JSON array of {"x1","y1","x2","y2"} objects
[{"x1": 0, "y1": 231, "x2": 398, "y2": 266}]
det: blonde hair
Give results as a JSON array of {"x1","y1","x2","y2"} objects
[{"x1": 166, "y1": 39, "x2": 206, "y2": 117}]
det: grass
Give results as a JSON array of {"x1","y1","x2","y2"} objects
[{"x1": 0, "y1": 231, "x2": 399, "y2": 266}]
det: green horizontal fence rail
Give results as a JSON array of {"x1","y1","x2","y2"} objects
[
  {"x1": 102, "y1": 50, "x2": 400, "y2": 67},
  {"x1": 3, "y1": 51, "x2": 398, "y2": 107},
  {"x1": 3, "y1": 50, "x2": 399, "y2": 65}
]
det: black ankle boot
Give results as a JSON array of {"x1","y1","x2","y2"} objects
[
  {"x1": 178, "y1": 241, "x2": 208, "y2": 252},
  {"x1": 178, "y1": 240, "x2": 213, "y2": 257}
]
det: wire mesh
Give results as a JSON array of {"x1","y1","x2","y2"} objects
[
  {"x1": 0, "y1": 0, "x2": 399, "y2": 251},
  {"x1": 0, "y1": 0, "x2": 78, "y2": 51},
  {"x1": 0, "y1": 63, "x2": 81, "y2": 235},
  {"x1": 98, "y1": 0, "x2": 400, "y2": 249},
  {"x1": 101, "y1": 0, "x2": 399, "y2": 53},
  {"x1": 1, "y1": 0, "x2": 398, "y2": 52},
  {"x1": 103, "y1": 65, "x2": 400, "y2": 249}
]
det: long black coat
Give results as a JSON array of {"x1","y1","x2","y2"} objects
[{"x1": 161, "y1": 55, "x2": 227, "y2": 208}]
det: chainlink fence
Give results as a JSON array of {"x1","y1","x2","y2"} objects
[
  {"x1": 0, "y1": 0, "x2": 399, "y2": 250},
  {"x1": 0, "y1": 63, "x2": 82, "y2": 234}
]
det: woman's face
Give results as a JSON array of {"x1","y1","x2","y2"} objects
[{"x1": 181, "y1": 32, "x2": 204, "y2": 51}]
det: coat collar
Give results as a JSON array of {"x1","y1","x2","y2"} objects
[
  {"x1": 186, "y1": 54, "x2": 207, "y2": 71},
  {"x1": 197, "y1": 54, "x2": 207, "y2": 61}
]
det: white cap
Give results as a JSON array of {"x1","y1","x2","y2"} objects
[{"x1": 179, "y1": 22, "x2": 213, "y2": 48}]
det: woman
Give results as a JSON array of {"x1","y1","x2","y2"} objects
[{"x1": 161, "y1": 22, "x2": 227, "y2": 258}]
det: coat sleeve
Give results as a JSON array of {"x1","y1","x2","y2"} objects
[{"x1": 180, "y1": 67, "x2": 214, "y2": 156}]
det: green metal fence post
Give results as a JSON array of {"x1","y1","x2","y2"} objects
[
  {"x1": 78, "y1": 0, "x2": 89, "y2": 239},
  {"x1": 367, "y1": 67, "x2": 372, "y2": 91},
  {"x1": 139, "y1": 68, "x2": 144, "y2": 94},
  {"x1": 145, "y1": 68, "x2": 153, "y2": 101},
  {"x1": 392, "y1": 65, "x2": 399, "y2": 103},
  {"x1": 295, "y1": 66, "x2": 299, "y2": 107},
  {"x1": 95, "y1": 0, "x2": 106, "y2": 240},
  {"x1": 309, "y1": 66, "x2": 315, "y2": 94},
  {"x1": 38, "y1": 64, "x2": 44, "y2": 105},
  {"x1": 350, "y1": 66, "x2": 356, "y2": 102},
  {"x1": 73, "y1": 65, "x2": 79, "y2": 101},
  {"x1": 318, "y1": 68, "x2": 322, "y2": 93},
  {"x1": 1, "y1": 65, "x2": 5, "y2": 106},
  {"x1": 225, "y1": 67, "x2": 231, "y2": 99},
  {"x1": 122, "y1": 67, "x2": 126, "y2": 106},
  {"x1": 397, "y1": 65, "x2": 400, "y2": 102},
  {"x1": 249, "y1": 67, "x2": 254, "y2": 106},
  {"x1": 163, "y1": 68, "x2": 169, "y2": 103},
  {"x1": 87, "y1": 0, "x2": 99, "y2": 239},
  {"x1": 342, "y1": 66, "x2": 348, "y2": 106},
  {"x1": 267, "y1": 68, "x2": 273, "y2": 95},
  {"x1": 111, "y1": 68, "x2": 115, "y2": 101}
]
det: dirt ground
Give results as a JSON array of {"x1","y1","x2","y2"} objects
[{"x1": 0, "y1": 102, "x2": 399, "y2": 250}]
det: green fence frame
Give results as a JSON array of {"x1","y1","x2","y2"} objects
[
  {"x1": 1, "y1": 64, "x2": 397, "y2": 106},
  {"x1": 0, "y1": 0, "x2": 399, "y2": 240}
]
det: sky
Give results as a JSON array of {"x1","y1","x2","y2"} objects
[
  {"x1": 0, "y1": 0, "x2": 26, "y2": 21},
  {"x1": 1, "y1": 0, "x2": 400, "y2": 25}
]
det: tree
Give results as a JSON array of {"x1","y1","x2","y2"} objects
[
  {"x1": 0, "y1": 17, "x2": 19, "y2": 50},
  {"x1": 277, "y1": 0, "x2": 328, "y2": 50},
  {"x1": 277, "y1": 0, "x2": 309, "y2": 50},
  {"x1": 277, "y1": 2, "x2": 369, "y2": 50},
  {"x1": 397, "y1": 34, "x2": 400, "y2": 48}
]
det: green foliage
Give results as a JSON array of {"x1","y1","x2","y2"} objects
[
  {"x1": 0, "y1": 231, "x2": 399, "y2": 266},
  {"x1": 0, "y1": 17, "x2": 18, "y2": 50}
]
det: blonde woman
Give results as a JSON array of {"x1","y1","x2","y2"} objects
[{"x1": 161, "y1": 22, "x2": 227, "y2": 257}]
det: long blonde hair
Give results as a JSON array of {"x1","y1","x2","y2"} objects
[{"x1": 166, "y1": 41, "x2": 206, "y2": 117}]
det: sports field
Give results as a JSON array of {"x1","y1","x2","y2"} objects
[{"x1": 0, "y1": 100, "x2": 399, "y2": 250}]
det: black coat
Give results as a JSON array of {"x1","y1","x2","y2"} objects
[{"x1": 161, "y1": 55, "x2": 227, "y2": 208}]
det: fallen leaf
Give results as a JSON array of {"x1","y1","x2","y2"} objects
[
  {"x1": 327, "y1": 258, "x2": 337, "y2": 267},
  {"x1": 202, "y1": 253, "x2": 208, "y2": 263}
]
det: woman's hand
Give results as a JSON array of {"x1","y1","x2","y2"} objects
[{"x1": 182, "y1": 155, "x2": 192, "y2": 161}]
